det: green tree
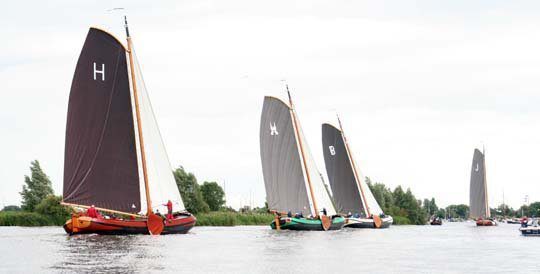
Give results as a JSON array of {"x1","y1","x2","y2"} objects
[
  {"x1": 1, "y1": 205, "x2": 21, "y2": 212},
  {"x1": 34, "y1": 195, "x2": 71, "y2": 225},
  {"x1": 20, "y1": 160, "x2": 53, "y2": 211},
  {"x1": 366, "y1": 177, "x2": 394, "y2": 213},
  {"x1": 173, "y1": 167, "x2": 209, "y2": 214},
  {"x1": 527, "y1": 202, "x2": 540, "y2": 217},
  {"x1": 200, "y1": 181, "x2": 226, "y2": 211},
  {"x1": 446, "y1": 204, "x2": 469, "y2": 219},
  {"x1": 435, "y1": 208, "x2": 445, "y2": 219},
  {"x1": 423, "y1": 198, "x2": 439, "y2": 216}
]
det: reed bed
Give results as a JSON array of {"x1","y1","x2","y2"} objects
[{"x1": 195, "y1": 212, "x2": 274, "y2": 226}]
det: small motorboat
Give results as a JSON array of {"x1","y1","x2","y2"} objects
[
  {"x1": 505, "y1": 218, "x2": 521, "y2": 224},
  {"x1": 519, "y1": 219, "x2": 540, "y2": 236}
]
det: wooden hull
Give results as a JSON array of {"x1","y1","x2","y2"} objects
[
  {"x1": 344, "y1": 216, "x2": 393, "y2": 229},
  {"x1": 476, "y1": 219, "x2": 497, "y2": 226},
  {"x1": 270, "y1": 216, "x2": 345, "y2": 231},
  {"x1": 63, "y1": 214, "x2": 196, "y2": 235}
]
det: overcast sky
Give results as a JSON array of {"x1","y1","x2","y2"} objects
[{"x1": 1, "y1": 1, "x2": 539, "y2": 210}]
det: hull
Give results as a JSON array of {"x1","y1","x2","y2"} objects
[
  {"x1": 63, "y1": 214, "x2": 196, "y2": 235},
  {"x1": 476, "y1": 219, "x2": 497, "y2": 226},
  {"x1": 270, "y1": 216, "x2": 345, "y2": 231},
  {"x1": 520, "y1": 227, "x2": 540, "y2": 236},
  {"x1": 430, "y1": 220, "x2": 442, "y2": 225},
  {"x1": 344, "y1": 216, "x2": 393, "y2": 229}
]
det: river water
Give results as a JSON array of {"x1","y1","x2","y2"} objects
[{"x1": 0, "y1": 222, "x2": 537, "y2": 273}]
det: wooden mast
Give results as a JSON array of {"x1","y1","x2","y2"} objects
[
  {"x1": 287, "y1": 86, "x2": 319, "y2": 218},
  {"x1": 337, "y1": 114, "x2": 371, "y2": 217},
  {"x1": 125, "y1": 17, "x2": 153, "y2": 216},
  {"x1": 483, "y1": 146, "x2": 489, "y2": 218}
]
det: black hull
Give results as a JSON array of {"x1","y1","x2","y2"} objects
[{"x1": 345, "y1": 221, "x2": 392, "y2": 229}]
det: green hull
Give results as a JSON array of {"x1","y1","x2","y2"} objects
[{"x1": 270, "y1": 216, "x2": 345, "y2": 231}]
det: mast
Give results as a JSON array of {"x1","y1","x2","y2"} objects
[
  {"x1": 125, "y1": 16, "x2": 153, "y2": 215},
  {"x1": 287, "y1": 86, "x2": 319, "y2": 217},
  {"x1": 337, "y1": 114, "x2": 371, "y2": 217},
  {"x1": 483, "y1": 146, "x2": 489, "y2": 218}
]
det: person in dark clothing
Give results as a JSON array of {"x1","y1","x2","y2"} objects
[
  {"x1": 287, "y1": 211, "x2": 292, "y2": 217},
  {"x1": 322, "y1": 208, "x2": 327, "y2": 216}
]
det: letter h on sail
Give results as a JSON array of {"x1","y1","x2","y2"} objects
[{"x1": 93, "y1": 62, "x2": 105, "y2": 81}]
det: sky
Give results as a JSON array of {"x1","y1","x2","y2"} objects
[{"x1": 1, "y1": 0, "x2": 540, "y2": 210}]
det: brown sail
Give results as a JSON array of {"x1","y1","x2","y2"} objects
[{"x1": 63, "y1": 28, "x2": 141, "y2": 213}]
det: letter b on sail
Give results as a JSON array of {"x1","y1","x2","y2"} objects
[
  {"x1": 93, "y1": 62, "x2": 105, "y2": 81},
  {"x1": 329, "y1": 146, "x2": 336, "y2": 156}
]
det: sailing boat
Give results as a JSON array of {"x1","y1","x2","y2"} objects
[
  {"x1": 259, "y1": 88, "x2": 345, "y2": 231},
  {"x1": 321, "y1": 117, "x2": 393, "y2": 229},
  {"x1": 469, "y1": 148, "x2": 496, "y2": 226},
  {"x1": 61, "y1": 18, "x2": 196, "y2": 235}
]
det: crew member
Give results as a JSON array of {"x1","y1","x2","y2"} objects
[
  {"x1": 87, "y1": 205, "x2": 100, "y2": 218},
  {"x1": 164, "y1": 200, "x2": 173, "y2": 221}
]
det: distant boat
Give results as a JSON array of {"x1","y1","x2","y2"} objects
[
  {"x1": 429, "y1": 216, "x2": 442, "y2": 225},
  {"x1": 469, "y1": 148, "x2": 496, "y2": 226},
  {"x1": 61, "y1": 17, "x2": 196, "y2": 235},
  {"x1": 259, "y1": 88, "x2": 345, "y2": 231},
  {"x1": 519, "y1": 218, "x2": 540, "y2": 236},
  {"x1": 321, "y1": 117, "x2": 392, "y2": 229}
]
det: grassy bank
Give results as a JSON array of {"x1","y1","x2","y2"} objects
[
  {"x1": 195, "y1": 212, "x2": 274, "y2": 226},
  {"x1": 0, "y1": 211, "x2": 65, "y2": 226}
]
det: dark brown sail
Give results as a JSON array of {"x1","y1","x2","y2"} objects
[
  {"x1": 63, "y1": 28, "x2": 141, "y2": 213},
  {"x1": 322, "y1": 123, "x2": 366, "y2": 215}
]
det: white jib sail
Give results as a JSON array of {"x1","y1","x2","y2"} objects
[
  {"x1": 294, "y1": 113, "x2": 337, "y2": 216},
  {"x1": 128, "y1": 47, "x2": 186, "y2": 215}
]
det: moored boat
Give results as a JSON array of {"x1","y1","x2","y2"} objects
[
  {"x1": 321, "y1": 117, "x2": 393, "y2": 229},
  {"x1": 469, "y1": 148, "x2": 496, "y2": 227},
  {"x1": 260, "y1": 88, "x2": 344, "y2": 231},
  {"x1": 61, "y1": 18, "x2": 195, "y2": 235},
  {"x1": 430, "y1": 217, "x2": 442, "y2": 226},
  {"x1": 519, "y1": 219, "x2": 540, "y2": 236}
]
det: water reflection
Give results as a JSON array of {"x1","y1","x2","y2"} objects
[{"x1": 52, "y1": 234, "x2": 165, "y2": 273}]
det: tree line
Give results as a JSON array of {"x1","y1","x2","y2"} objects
[{"x1": 3, "y1": 161, "x2": 538, "y2": 226}]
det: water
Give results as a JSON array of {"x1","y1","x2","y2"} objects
[{"x1": 0, "y1": 222, "x2": 537, "y2": 273}]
